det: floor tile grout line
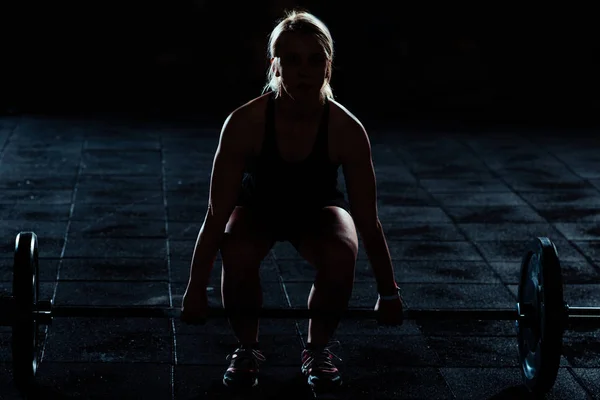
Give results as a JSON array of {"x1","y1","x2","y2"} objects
[
  {"x1": 159, "y1": 135, "x2": 177, "y2": 400},
  {"x1": 456, "y1": 137, "x2": 600, "y2": 277},
  {"x1": 158, "y1": 136, "x2": 174, "y2": 308},
  {"x1": 0, "y1": 117, "x2": 20, "y2": 163},
  {"x1": 40, "y1": 137, "x2": 86, "y2": 365},
  {"x1": 70, "y1": 194, "x2": 164, "y2": 232},
  {"x1": 388, "y1": 141, "x2": 516, "y2": 301},
  {"x1": 565, "y1": 365, "x2": 596, "y2": 399},
  {"x1": 527, "y1": 136, "x2": 600, "y2": 196},
  {"x1": 270, "y1": 251, "x2": 308, "y2": 349},
  {"x1": 7, "y1": 280, "x2": 549, "y2": 286},
  {"x1": 5, "y1": 360, "x2": 551, "y2": 368},
  {"x1": 515, "y1": 135, "x2": 600, "y2": 198},
  {"x1": 436, "y1": 368, "x2": 459, "y2": 399}
]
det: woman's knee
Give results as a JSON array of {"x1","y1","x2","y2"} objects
[
  {"x1": 220, "y1": 234, "x2": 268, "y2": 277},
  {"x1": 220, "y1": 206, "x2": 273, "y2": 280},
  {"x1": 315, "y1": 236, "x2": 358, "y2": 283}
]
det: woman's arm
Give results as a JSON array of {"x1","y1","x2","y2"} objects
[
  {"x1": 340, "y1": 120, "x2": 399, "y2": 296},
  {"x1": 187, "y1": 110, "x2": 253, "y2": 289}
]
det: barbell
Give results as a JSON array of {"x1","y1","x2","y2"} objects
[{"x1": 3, "y1": 232, "x2": 600, "y2": 397}]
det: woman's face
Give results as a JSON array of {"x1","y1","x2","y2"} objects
[{"x1": 274, "y1": 32, "x2": 329, "y2": 100}]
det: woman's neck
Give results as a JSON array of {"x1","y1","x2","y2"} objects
[{"x1": 275, "y1": 93, "x2": 324, "y2": 120}]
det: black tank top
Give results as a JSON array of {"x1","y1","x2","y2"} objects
[{"x1": 239, "y1": 93, "x2": 345, "y2": 213}]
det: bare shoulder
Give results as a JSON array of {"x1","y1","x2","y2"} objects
[
  {"x1": 218, "y1": 93, "x2": 270, "y2": 153},
  {"x1": 328, "y1": 99, "x2": 371, "y2": 161}
]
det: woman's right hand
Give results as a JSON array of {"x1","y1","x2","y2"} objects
[{"x1": 180, "y1": 282, "x2": 209, "y2": 325}]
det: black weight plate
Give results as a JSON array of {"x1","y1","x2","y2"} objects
[
  {"x1": 12, "y1": 232, "x2": 39, "y2": 392},
  {"x1": 517, "y1": 237, "x2": 565, "y2": 395}
]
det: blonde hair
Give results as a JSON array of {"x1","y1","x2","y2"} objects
[{"x1": 262, "y1": 10, "x2": 334, "y2": 101}]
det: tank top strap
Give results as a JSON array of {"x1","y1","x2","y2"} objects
[{"x1": 313, "y1": 98, "x2": 331, "y2": 156}]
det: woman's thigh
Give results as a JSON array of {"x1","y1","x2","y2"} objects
[
  {"x1": 291, "y1": 206, "x2": 359, "y2": 269},
  {"x1": 220, "y1": 206, "x2": 275, "y2": 272}
]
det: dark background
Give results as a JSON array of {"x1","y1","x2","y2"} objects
[{"x1": 3, "y1": 1, "x2": 598, "y2": 128}]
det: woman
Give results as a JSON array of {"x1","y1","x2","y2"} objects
[{"x1": 181, "y1": 9, "x2": 403, "y2": 392}]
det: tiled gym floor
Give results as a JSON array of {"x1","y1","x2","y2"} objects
[{"x1": 0, "y1": 115, "x2": 599, "y2": 399}]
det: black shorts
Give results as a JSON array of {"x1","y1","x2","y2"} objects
[{"x1": 237, "y1": 197, "x2": 352, "y2": 243}]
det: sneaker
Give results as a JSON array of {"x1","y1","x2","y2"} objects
[
  {"x1": 301, "y1": 341, "x2": 343, "y2": 390},
  {"x1": 222, "y1": 344, "x2": 266, "y2": 389}
]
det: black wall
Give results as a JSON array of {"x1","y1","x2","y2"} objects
[{"x1": 4, "y1": 2, "x2": 599, "y2": 127}]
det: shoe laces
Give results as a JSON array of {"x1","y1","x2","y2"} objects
[
  {"x1": 226, "y1": 347, "x2": 267, "y2": 366},
  {"x1": 302, "y1": 340, "x2": 343, "y2": 371}
]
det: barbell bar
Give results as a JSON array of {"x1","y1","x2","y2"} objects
[
  {"x1": 0, "y1": 297, "x2": 526, "y2": 320},
  {"x1": 6, "y1": 231, "x2": 600, "y2": 397},
  {"x1": 2, "y1": 298, "x2": 600, "y2": 323}
]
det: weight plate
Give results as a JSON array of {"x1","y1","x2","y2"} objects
[
  {"x1": 12, "y1": 232, "x2": 39, "y2": 392},
  {"x1": 517, "y1": 237, "x2": 564, "y2": 395}
]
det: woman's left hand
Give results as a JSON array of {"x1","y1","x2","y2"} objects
[{"x1": 374, "y1": 295, "x2": 404, "y2": 326}]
